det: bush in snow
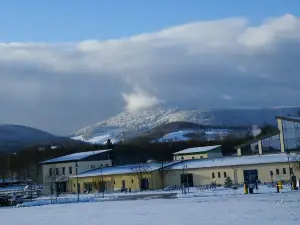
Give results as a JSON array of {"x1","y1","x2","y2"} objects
[{"x1": 224, "y1": 177, "x2": 234, "y2": 188}]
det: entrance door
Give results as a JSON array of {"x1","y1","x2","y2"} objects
[
  {"x1": 122, "y1": 180, "x2": 126, "y2": 189},
  {"x1": 243, "y1": 170, "x2": 258, "y2": 184},
  {"x1": 77, "y1": 183, "x2": 81, "y2": 193},
  {"x1": 180, "y1": 174, "x2": 194, "y2": 187},
  {"x1": 140, "y1": 179, "x2": 149, "y2": 190}
]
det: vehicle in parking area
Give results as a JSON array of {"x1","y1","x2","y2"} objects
[{"x1": 0, "y1": 195, "x2": 9, "y2": 206}]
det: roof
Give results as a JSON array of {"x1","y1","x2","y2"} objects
[
  {"x1": 234, "y1": 130, "x2": 280, "y2": 149},
  {"x1": 173, "y1": 145, "x2": 221, "y2": 155},
  {"x1": 275, "y1": 116, "x2": 300, "y2": 123},
  {"x1": 72, "y1": 161, "x2": 177, "y2": 178},
  {"x1": 166, "y1": 153, "x2": 300, "y2": 170},
  {"x1": 40, "y1": 149, "x2": 112, "y2": 164}
]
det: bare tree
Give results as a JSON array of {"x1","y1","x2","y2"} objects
[
  {"x1": 131, "y1": 164, "x2": 152, "y2": 190},
  {"x1": 45, "y1": 166, "x2": 58, "y2": 203}
]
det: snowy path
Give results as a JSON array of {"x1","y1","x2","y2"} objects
[{"x1": 1, "y1": 192, "x2": 300, "y2": 225}]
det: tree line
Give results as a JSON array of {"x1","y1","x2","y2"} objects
[{"x1": 0, "y1": 136, "x2": 252, "y2": 185}]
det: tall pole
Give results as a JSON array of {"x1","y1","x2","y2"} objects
[
  {"x1": 76, "y1": 161, "x2": 79, "y2": 202},
  {"x1": 287, "y1": 153, "x2": 292, "y2": 190},
  {"x1": 186, "y1": 165, "x2": 189, "y2": 193},
  {"x1": 101, "y1": 165, "x2": 104, "y2": 198}
]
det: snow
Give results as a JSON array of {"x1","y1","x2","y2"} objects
[
  {"x1": 2, "y1": 186, "x2": 300, "y2": 225},
  {"x1": 154, "y1": 130, "x2": 193, "y2": 142},
  {"x1": 71, "y1": 107, "x2": 300, "y2": 139},
  {"x1": 74, "y1": 162, "x2": 175, "y2": 178},
  {"x1": 173, "y1": 145, "x2": 221, "y2": 155},
  {"x1": 40, "y1": 149, "x2": 112, "y2": 164},
  {"x1": 168, "y1": 153, "x2": 300, "y2": 170}
]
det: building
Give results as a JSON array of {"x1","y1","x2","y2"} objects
[
  {"x1": 173, "y1": 145, "x2": 222, "y2": 160},
  {"x1": 164, "y1": 153, "x2": 300, "y2": 187},
  {"x1": 69, "y1": 162, "x2": 176, "y2": 193},
  {"x1": 40, "y1": 149, "x2": 112, "y2": 195},
  {"x1": 236, "y1": 116, "x2": 300, "y2": 156},
  {"x1": 276, "y1": 116, "x2": 300, "y2": 153}
]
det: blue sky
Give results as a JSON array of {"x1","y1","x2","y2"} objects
[{"x1": 1, "y1": 0, "x2": 299, "y2": 42}]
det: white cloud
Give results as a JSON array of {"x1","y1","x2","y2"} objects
[
  {"x1": 0, "y1": 14, "x2": 300, "y2": 134},
  {"x1": 122, "y1": 87, "x2": 163, "y2": 113}
]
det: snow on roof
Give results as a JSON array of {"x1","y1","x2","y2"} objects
[
  {"x1": 72, "y1": 162, "x2": 176, "y2": 178},
  {"x1": 167, "y1": 153, "x2": 300, "y2": 170},
  {"x1": 40, "y1": 149, "x2": 112, "y2": 164},
  {"x1": 173, "y1": 145, "x2": 221, "y2": 155}
]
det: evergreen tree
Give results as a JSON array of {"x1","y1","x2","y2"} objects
[{"x1": 224, "y1": 176, "x2": 233, "y2": 188}]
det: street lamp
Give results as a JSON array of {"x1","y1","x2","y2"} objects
[
  {"x1": 286, "y1": 151, "x2": 293, "y2": 190},
  {"x1": 100, "y1": 165, "x2": 104, "y2": 198},
  {"x1": 75, "y1": 161, "x2": 79, "y2": 202},
  {"x1": 182, "y1": 164, "x2": 187, "y2": 194}
]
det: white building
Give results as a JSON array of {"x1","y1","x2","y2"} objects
[
  {"x1": 40, "y1": 149, "x2": 112, "y2": 195},
  {"x1": 173, "y1": 145, "x2": 222, "y2": 160}
]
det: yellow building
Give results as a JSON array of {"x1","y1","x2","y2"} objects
[
  {"x1": 69, "y1": 162, "x2": 176, "y2": 193},
  {"x1": 173, "y1": 145, "x2": 222, "y2": 160},
  {"x1": 164, "y1": 153, "x2": 300, "y2": 187}
]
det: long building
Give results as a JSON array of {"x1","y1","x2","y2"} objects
[{"x1": 41, "y1": 116, "x2": 300, "y2": 194}]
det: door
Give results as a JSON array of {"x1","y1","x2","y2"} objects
[
  {"x1": 180, "y1": 174, "x2": 194, "y2": 187},
  {"x1": 243, "y1": 169, "x2": 258, "y2": 184},
  {"x1": 122, "y1": 180, "x2": 126, "y2": 189},
  {"x1": 77, "y1": 183, "x2": 81, "y2": 193},
  {"x1": 140, "y1": 179, "x2": 149, "y2": 190}
]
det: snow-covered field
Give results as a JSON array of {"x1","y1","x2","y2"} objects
[
  {"x1": 1, "y1": 186, "x2": 300, "y2": 225},
  {"x1": 1, "y1": 190, "x2": 300, "y2": 225}
]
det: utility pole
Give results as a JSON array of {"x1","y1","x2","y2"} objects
[
  {"x1": 287, "y1": 151, "x2": 293, "y2": 190},
  {"x1": 101, "y1": 165, "x2": 104, "y2": 198},
  {"x1": 75, "y1": 161, "x2": 79, "y2": 202}
]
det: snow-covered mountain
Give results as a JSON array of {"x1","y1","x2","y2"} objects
[{"x1": 71, "y1": 106, "x2": 300, "y2": 144}]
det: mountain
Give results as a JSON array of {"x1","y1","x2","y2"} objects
[
  {"x1": 71, "y1": 106, "x2": 300, "y2": 144},
  {"x1": 0, "y1": 124, "x2": 76, "y2": 152}
]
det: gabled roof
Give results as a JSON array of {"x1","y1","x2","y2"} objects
[
  {"x1": 173, "y1": 145, "x2": 221, "y2": 155},
  {"x1": 40, "y1": 149, "x2": 112, "y2": 164},
  {"x1": 275, "y1": 116, "x2": 300, "y2": 123},
  {"x1": 166, "y1": 153, "x2": 300, "y2": 170},
  {"x1": 71, "y1": 161, "x2": 178, "y2": 178}
]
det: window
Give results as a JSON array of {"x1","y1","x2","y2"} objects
[
  {"x1": 62, "y1": 167, "x2": 65, "y2": 175},
  {"x1": 131, "y1": 180, "x2": 134, "y2": 183},
  {"x1": 192, "y1": 157, "x2": 194, "y2": 159},
  {"x1": 91, "y1": 165, "x2": 96, "y2": 169},
  {"x1": 212, "y1": 172, "x2": 215, "y2": 178},
  {"x1": 114, "y1": 181, "x2": 115, "y2": 184},
  {"x1": 106, "y1": 164, "x2": 109, "y2": 167},
  {"x1": 218, "y1": 172, "x2": 221, "y2": 178},
  {"x1": 74, "y1": 184, "x2": 75, "y2": 187},
  {"x1": 181, "y1": 157, "x2": 184, "y2": 160},
  {"x1": 276, "y1": 169, "x2": 280, "y2": 175},
  {"x1": 55, "y1": 168, "x2": 59, "y2": 175},
  {"x1": 100, "y1": 164, "x2": 103, "y2": 167},
  {"x1": 49, "y1": 168, "x2": 52, "y2": 176},
  {"x1": 290, "y1": 168, "x2": 294, "y2": 175},
  {"x1": 224, "y1": 172, "x2": 227, "y2": 178},
  {"x1": 200, "y1": 156, "x2": 203, "y2": 159},
  {"x1": 69, "y1": 167, "x2": 73, "y2": 174},
  {"x1": 283, "y1": 168, "x2": 286, "y2": 174}
]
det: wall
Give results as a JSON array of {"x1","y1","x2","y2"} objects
[
  {"x1": 164, "y1": 162, "x2": 300, "y2": 187},
  {"x1": 69, "y1": 171, "x2": 162, "y2": 193},
  {"x1": 42, "y1": 159, "x2": 112, "y2": 195},
  {"x1": 174, "y1": 153, "x2": 208, "y2": 161}
]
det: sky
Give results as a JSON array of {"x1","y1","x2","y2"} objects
[{"x1": 1, "y1": 0, "x2": 300, "y2": 135}]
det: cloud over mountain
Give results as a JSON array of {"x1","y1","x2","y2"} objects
[{"x1": 1, "y1": 14, "x2": 300, "y2": 134}]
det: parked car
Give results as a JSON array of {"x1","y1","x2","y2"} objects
[
  {"x1": 0, "y1": 195, "x2": 9, "y2": 206},
  {"x1": 9, "y1": 195, "x2": 24, "y2": 205}
]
